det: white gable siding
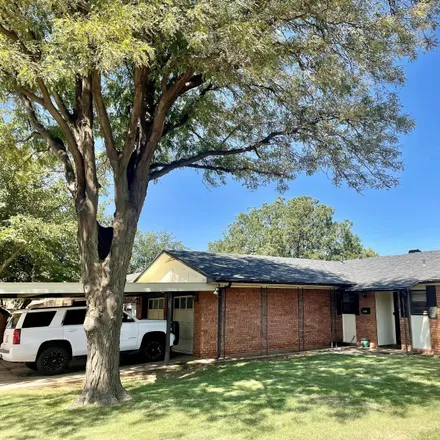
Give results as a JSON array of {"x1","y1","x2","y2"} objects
[{"x1": 137, "y1": 253, "x2": 207, "y2": 283}]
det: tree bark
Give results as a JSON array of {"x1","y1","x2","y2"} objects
[
  {"x1": 72, "y1": 222, "x2": 138, "y2": 405},
  {"x1": 72, "y1": 175, "x2": 142, "y2": 405}
]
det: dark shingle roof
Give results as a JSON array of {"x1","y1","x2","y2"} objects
[
  {"x1": 165, "y1": 250, "x2": 352, "y2": 286},
  {"x1": 343, "y1": 250, "x2": 440, "y2": 291},
  {"x1": 164, "y1": 249, "x2": 440, "y2": 291}
]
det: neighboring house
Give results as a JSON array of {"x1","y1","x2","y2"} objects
[{"x1": 131, "y1": 249, "x2": 440, "y2": 357}]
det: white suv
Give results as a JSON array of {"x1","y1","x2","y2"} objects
[{"x1": 0, "y1": 307, "x2": 178, "y2": 375}]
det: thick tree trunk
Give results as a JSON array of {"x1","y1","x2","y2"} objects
[
  {"x1": 73, "y1": 205, "x2": 141, "y2": 406},
  {"x1": 73, "y1": 277, "x2": 130, "y2": 406}
]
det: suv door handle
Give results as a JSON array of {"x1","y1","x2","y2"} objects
[{"x1": 67, "y1": 329, "x2": 77, "y2": 333}]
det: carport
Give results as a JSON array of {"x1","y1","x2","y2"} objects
[{"x1": 0, "y1": 281, "x2": 216, "y2": 364}]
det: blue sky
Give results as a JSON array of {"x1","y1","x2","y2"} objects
[{"x1": 138, "y1": 48, "x2": 440, "y2": 257}]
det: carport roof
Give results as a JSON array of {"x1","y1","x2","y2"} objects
[
  {"x1": 163, "y1": 249, "x2": 440, "y2": 291},
  {"x1": 0, "y1": 281, "x2": 215, "y2": 298}
]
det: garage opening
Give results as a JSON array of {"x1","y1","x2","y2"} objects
[{"x1": 173, "y1": 295, "x2": 194, "y2": 354}]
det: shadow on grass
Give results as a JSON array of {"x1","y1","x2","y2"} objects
[{"x1": 1, "y1": 353, "x2": 440, "y2": 440}]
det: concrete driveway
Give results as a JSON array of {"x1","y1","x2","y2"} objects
[{"x1": 0, "y1": 353, "x2": 199, "y2": 391}]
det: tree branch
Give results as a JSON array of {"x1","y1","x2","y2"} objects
[
  {"x1": 0, "y1": 248, "x2": 21, "y2": 277},
  {"x1": 152, "y1": 162, "x2": 290, "y2": 179},
  {"x1": 0, "y1": 23, "x2": 33, "y2": 56},
  {"x1": 122, "y1": 66, "x2": 148, "y2": 167},
  {"x1": 20, "y1": 94, "x2": 77, "y2": 194},
  {"x1": 149, "y1": 130, "x2": 285, "y2": 180},
  {"x1": 138, "y1": 69, "x2": 204, "y2": 169},
  {"x1": 91, "y1": 70, "x2": 119, "y2": 171}
]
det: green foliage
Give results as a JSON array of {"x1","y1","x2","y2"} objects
[
  {"x1": 0, "y1": 0, "x2": 438, "y2": 195},
  {"x1": 209, "y1": 197, "x2": 377, "y2": 260},
  {"x1": 129, "y1": 230, "x2": 185, "y2": 273},
  {"x1": 0, "y1": 117, "x2": 80, "y2": 281}
]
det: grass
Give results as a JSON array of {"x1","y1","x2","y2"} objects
[{"x1": 2, "y1": 353, "x2": 440, "y2": 440}]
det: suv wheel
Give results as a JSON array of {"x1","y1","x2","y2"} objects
[
  {"x1": 141, "y1": 337, "x2": 165, "y2": 362},
  {"x1": 36, "y1": 345, "x2": 70, "y2": 375}
]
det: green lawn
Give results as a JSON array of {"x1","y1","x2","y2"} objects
[{"x1": 2, "y1": 353, "x2": 440, "y2": 440}]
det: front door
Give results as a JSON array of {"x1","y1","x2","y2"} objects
[
  {"x1": 376, "y1": 291, "x2": 396, "y2": 346},
  {"x1": 342, "y1": 314, "x2": 356, "y2": 344},
  {"x1": 173, "y1": 296, "x2": 194, "y2": 354},
  {"x1": 392, "y1": 291, "x2": 401, "y2": 346}
]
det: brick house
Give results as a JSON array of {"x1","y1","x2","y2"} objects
[{"x1": 132, "y1": 249, "x2": 440, "y2": 358}]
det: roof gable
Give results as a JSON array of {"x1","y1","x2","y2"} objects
[{"x1": 136, "y1": 252, "x2": 208, "y2": 283}]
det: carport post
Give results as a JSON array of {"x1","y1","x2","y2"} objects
[{"x1": 164, "y1": 292, "x2": 173, "y2": 365}]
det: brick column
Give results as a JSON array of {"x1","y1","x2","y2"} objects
[
  {"x1": 429, "y1": 286, "x2": 440, "y2": 354},
  {"x1": 356, "y1": 293, "x2": 378, "y2": 348}
]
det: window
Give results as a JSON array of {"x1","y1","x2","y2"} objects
[
  {"x1": 341, "y1": 293, "x2": 359, "y2": 315},
  {"x1": 148, "y1": 298, "x2": 164, "y2": 310},
  {"x1": 22, "y1": 311, "x2": 56, "y2": 328},
  {"x1": 6, "y1": 313, "x2": 22, "y2": 329},
  {"x1": 63, "y1": 309, "x2": 86, "y2": 326},
  {"x1": 174, "y1": 296, "x2": 194, "y2": 310},
  {"x1": 411, "y1": 290, "x2": 428, "y2": 315}
]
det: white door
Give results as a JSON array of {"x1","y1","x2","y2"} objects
[
  {"x1": 410, "y1": 290, "x2": 431, "y2": 350},
  {"x1": 120, "y1": 313, "x2": 139, "y2": 351},
  {"x1": 342, "y1": 314, "x2": 357, "y2": 344},
  {"x1": 173, "y1": 296, "x2": 194, "y2": 354},
  {"x1": 411, "y1": 316, "x2": 431, "y2": 349},
  {"x1": 376, "y1": 291, "x2": 396, "y2": 346},
  {"x1": 62, "y1": 309, "x2": 87, "y2": 356}
]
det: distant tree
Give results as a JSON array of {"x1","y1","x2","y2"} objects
[
  {"x1": 129, "y1": 230, "x2": 185, "y2": 273},
  {"x1": 209, "y1": 197, "x2": 377, "y2": 261},
  {"x1": 0, "y1": 126, "x2": 80, "y2": 282},
  {"x1": 0, "y1": 0, "x2": 437, "y2": 405}
]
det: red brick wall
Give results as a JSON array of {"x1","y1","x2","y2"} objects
[
  {"x1": 267, "y1": 288, "x2": 298, "y2": 351},
  {"x1": 429, "y1": 286, "x2": 440, "y2": 354},
  {"x1": 193, "y1": 291, "x2": 218, "y2": 358},
  {"x1": 303, "y1": 290, "x2": 334, "y2": 349},
  {"x1": 194, "y1": 287, "x2": 336, "y2": 358},
  {"x1": 224, "y1": 288, "x2": 262, "y2": 355},
  {"x1": 356, "y1": 293, "x2": 378, "y2": 348}
]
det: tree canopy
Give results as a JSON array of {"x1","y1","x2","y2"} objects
[
  {"x1": 209, "y1": 197, "x2": 377, "y2": 260},
  {"x1": 129, "y1": 230, "x2": 185, "y2": 273},
  {"x1": 0, "y1": 1, "x2": 437, "y2": 196}
]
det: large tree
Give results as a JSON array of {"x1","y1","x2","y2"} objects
[
  {"x1": 0, "y1": 120, "x2": 80, "y2": 282},
  {"x1": 209, "y1": 197, "x2": 377, "y2": 260},
  {"x1": 0, "y1": 0, "x2": 437, "y2": 405},
  {"x1": 129, "y1": 230, "x2": 185, "y2": 273}
]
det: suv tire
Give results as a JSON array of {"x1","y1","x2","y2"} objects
[
  {"x1": 141, "y1": 336, "x2": 165, "y2": 362},
  {"x1": 36, "y1": 345, "x2": 70, "y2": 375}
]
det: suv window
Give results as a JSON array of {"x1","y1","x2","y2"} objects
[
  {"x1": 63, "y1": 309, "x2": 86, "y2": 326},
  {"x1": 22, "y1": 311, "x2": 56, "y2": 328},
  {"x1": 6, "y1": 313, "x2": 22, "y2": 329}
]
